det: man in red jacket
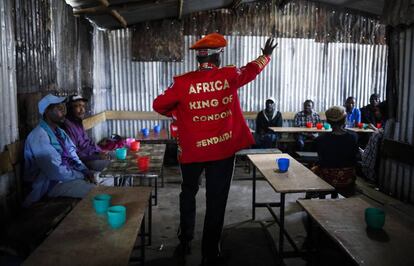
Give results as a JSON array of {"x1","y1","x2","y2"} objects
[{"x1": 153, "y1": 33, "x2": 277, "y2": 265}]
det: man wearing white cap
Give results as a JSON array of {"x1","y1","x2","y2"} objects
[{"x1": 23, "y1": 94, "x2": 95, "y2": 207}]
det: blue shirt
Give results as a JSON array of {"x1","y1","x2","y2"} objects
[
  {"x1": 23, "y1": 121, "x2": 88, "y2": 207},
  {"x1": 346, "y1": 107, "x2": 361, "y2": 128}
]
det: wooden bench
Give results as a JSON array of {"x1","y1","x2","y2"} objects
[{"x1": 0, "y1": 141, "x2": 79, "y2": 259}]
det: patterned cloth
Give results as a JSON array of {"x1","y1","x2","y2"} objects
[
  {"x1": 361, "y1": 131, "x2": 383, "y2": 182},
  {"x1": 312, "y1": 165, "x2": 356, "y2": 197},
  {"x1": 294, "y1": 111, "x2": 321, "y2": 127}
]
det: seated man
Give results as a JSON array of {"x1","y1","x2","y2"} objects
[
  {"x1": 360, "y1": 93, "x2": 381, "y2": 125},
  {"x1": 23, "y1": 94, "x2": 95, "y2": 207},
  {"x1": 294, "y1": 99, "x2": 321, "y2": 150},
  {"x1": 255, "y1": 97, "x2": 282, "y2": 148},
  {"x1": 62, "y1": 95, "x2": 109, "y2": 171},
  {"x1": 314, "y1": 106, "x2": 359, "y2": 197},
  {"x1": 345, "y1": 96, "x2": 361, "y2": 128}
]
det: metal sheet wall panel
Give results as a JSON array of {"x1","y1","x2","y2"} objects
[
  {"x1": 0, "y1": 0, "x2": 19, "y2": 152},
  {"x1": 380, "y1": 26, "x2": 414, "y2": 203},
  {"x1": 15, "y1": 0, "x2": 55, "y2": 93},
  {"x1": 106, "y1": 31, "x2": 387, "y2": 136},
  {"x1": 91, "y1": 28, "x2": 110, "y2": 141}
]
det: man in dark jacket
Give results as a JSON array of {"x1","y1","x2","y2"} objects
[{"x1": 255, "y1": 97, "x2": 282, "y2": 148}]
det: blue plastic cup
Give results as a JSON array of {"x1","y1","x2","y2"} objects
[
  {"x1": 365, "y1": 207, "x2": 385, "y2": 230},
  {"x1": 141, "y1": 128, "x2": 150, "y2": 137},
  {"x1": 107, "y1": 205, "x2": 127, "y2": 229},
  {"x1": 324, "y1": 122, "x2": 331, "y2": 130},
  {"x1": 154, "y1": 125, "x2": 161, "y2": 134},
  {"x1": 277, "y1": 158, "x2": 290, "y2": 172},
  {"x1": 115, "y1": 147, "x2": 127, "y2": 160},
  {"x1": 93, "y1": 194, "x2": 112, "y2": 214}
]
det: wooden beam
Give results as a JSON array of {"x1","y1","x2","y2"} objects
[
  {"x1": 83, "y1": 111, "x2": 106, "y2": 130},
  {"x1": 98, "y1": 0, "x2": 110, "y2": 7},
  {"x1": 105, "y1": 111, "x2": 170, "y2": 121},
  {"x1": 82, "y1": 110, "x2": 326, "y2": 130},
  {"x1": 178, "y1": 0, "x2": 184, "y2": 19},
  {"x1": 381, "y1": 139, "x2": 414, "y2": 166},
  {"x1": 232, "y1": 0, "x2": 243, "y2": 9},
  {"x1": 73, "y1": 6, "x2": 107, "y2": 15},
  {"x1": 110, "y1": 10, "x2": 128, "y2": 28}
]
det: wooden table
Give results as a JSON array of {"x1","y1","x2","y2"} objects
[
  {"x1": 100, "y1": 144, "x2": 166, "y2": 205},
  {"x1": 346, "y1": 127, "x2": 376, "y2": 133},
  {"x1": 136, "y1": 129, "x2": 175, "y2": 144},
  {"x1": 23, "y1": 186, "x2": 152, "y2": 266},
  {"x1": 247, "y1": 153, "x2": 334, "y2": 264},
  {"x1": 269, "y1": 127, "x2": 332, "y2": 133},
  {"x1": 298, "y1": 197, "x2": 414, "y2": 266}
]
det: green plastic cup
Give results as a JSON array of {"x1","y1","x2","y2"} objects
[
  {"x1": 93, "y1": 194, "x2": 112, "y2": 214},
  {"x1": 115, "y1": 147, "x2": 127, "y2": 160},
  {"x1": 107, "y1": 205, "x2": 126, "y2": 229},
  {"x1": 365, "y1": 207, "x2": 385, "y2": 230}
]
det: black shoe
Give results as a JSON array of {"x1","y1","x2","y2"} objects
[{"x1": 174, "y1": 242, "x2": 191, "y2": 266}]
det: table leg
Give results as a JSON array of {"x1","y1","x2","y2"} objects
[
  {"x1": 154, "y1": 177, "x2": 158, "y2": 206},
  {"x1": 140, "y1": 214, "x2": 146, "y2": 265},
  {"x1": 279, "y1": 193, "x2": 285, "y2": 265},
  {"x1": 252, "y1": 166, "x2": 256, "y2": 220},
  {"x1": 148, "y1": 193, "x2": 152, "y2": 246}
]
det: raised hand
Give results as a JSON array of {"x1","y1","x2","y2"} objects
[{"x1": 262, "y1": 37, "x2": 278, "y2": 56}]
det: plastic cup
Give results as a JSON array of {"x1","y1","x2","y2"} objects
[
  {"x1": 130, "y1": 141, "x2": 140, "y2": 152},
  {"x1": 376, "y1": 123, "x2": 382, "y2": 129},
  {"x1": 138, "y1": 156, "x2": 150, "y2": 171},
  {"x1": 365, "y1": 207, "x2": 385, "y2": 230},
  {"x1": 93, "y1": 194, "x2": 112, "y2": 214},
  {"x1": 141, "y1": 128, "x2": 150, "y2": 137},
  {"x1": 316, "y1": 123, "x2": 323, "y2": 130},
  {"x1": 306, "y1": 122, "x2": 313, "y2": 128},
  {"x1": 107, "y1": 205, "x2": 126, "y2": 229},
  {"x1": 154, "y1": 125, "x2": 161, "y2": 134},
  {"x1": 357, "y1": 122, "x2": 364, "y2": 129},
  {"x1": 125, "y1": 137, "x2": 135, "y2": 148},
  {"x1": 323, "y1": 123, "x2": 331, "y2": 130},
  {"x1": 115, "y1": 147, "x2": 127, "y2": 160},
  {"x1": 277, "y1": 158, "x2": 290, "y2": 173}
]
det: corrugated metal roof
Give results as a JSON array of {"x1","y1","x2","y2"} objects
[{"x1": 64, "y1": 0, "x2": 385, "y2": 29}]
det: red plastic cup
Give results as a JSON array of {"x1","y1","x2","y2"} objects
[
  {"x1": 138, "y1": 156, "x2": 150, "y2": 171},
  {"x1": 357, "y1": 122, "x2": 364, "y2": 129},
  {"x1": 170, "y1": 123, "x2": 178, "y2": 138},
  {"x1": 316, "y1": 123, "x2": 323, "y2": 130},
  {"x1": 306, "y1": 122, "x2": 312, "y2": 128},
  {"x1": 130, "y1": 141, "x2": 140, "y2": 152},
  {"x1": 376, "y1": 123, "x2": 382, "y2": 129}
]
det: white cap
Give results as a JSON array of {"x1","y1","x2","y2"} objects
[
  {"x1": 38, "y1": 94, "x2": 66, "y2": 115},
  {"x1": 266, "y1": 97, "x2": 276, "y2": 104}
]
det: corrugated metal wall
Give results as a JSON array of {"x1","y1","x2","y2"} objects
[
  {"x1": 15, "y1": 0, "x2": 55, "y2": 93},
  {"x1": 106, "y1": 30, "x2": 387, "y2": 137},
  {"x1": 91, "y1": 28, "x2": 110, "y2": 141},
  {"x1": 15, "y1": 0, "x2": 96, "y2": 138},
  {"x1": 379, "y1": 25, "x2": 414, "y2": 203},
  {"x1": 0, "y1": 0, "x2": 19, "y2": 152}
]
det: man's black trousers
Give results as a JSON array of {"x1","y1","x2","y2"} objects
[{"x1": 178, "y1": 155, "x2": 235, "y2": 259}]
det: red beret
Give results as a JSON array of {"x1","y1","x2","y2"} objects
[{"x1": 190, "y1": 33, "x2": 227, "y2": 50}]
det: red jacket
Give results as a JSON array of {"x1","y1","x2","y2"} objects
[{"x1": 153, "y1": 55, "x2": 270, "y2": 163}]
